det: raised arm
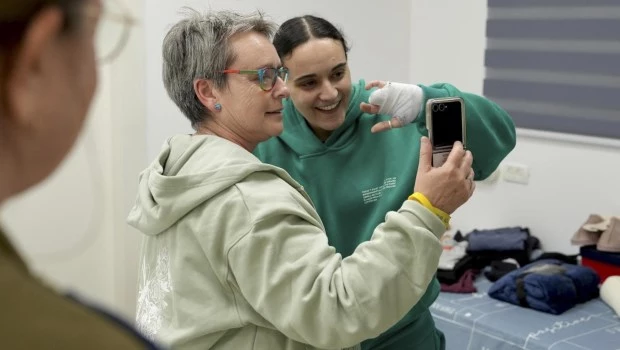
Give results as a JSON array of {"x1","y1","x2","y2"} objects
[
  {"x1": 227, "y1": 138, "x2": 474, "y2": 349},
  {"x1": 419, "y1": 83, "x2": 516, "y2": 180},
  {"x1": 363, "y1": 80, "x2": 516, "y2": 180},
  {"x1": 228, "y1": 196, "x2": 444, "y2": 349}
]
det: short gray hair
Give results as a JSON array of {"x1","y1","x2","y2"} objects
[{"x1": 162, "y1": 8, "x2": 278, "y2": 129}]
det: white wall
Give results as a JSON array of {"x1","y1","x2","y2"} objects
[{"x1": 410, "y1": 0, "x2": 620, "y2": 254}]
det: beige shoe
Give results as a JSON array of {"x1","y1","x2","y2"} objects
[
  {"x1": 597, "y1": 217, "x2": 620, "y2": 253},
  {"x1": 571, "y1": 214, "x2": 605, "y2": 246}
]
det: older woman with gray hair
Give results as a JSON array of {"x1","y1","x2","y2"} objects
[{"x1": 128, "y1": 8, "x2": 476, "y2": 350}]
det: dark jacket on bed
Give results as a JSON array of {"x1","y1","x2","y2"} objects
[{"x1": 488, "y1": 259, "x2": 599, "y2": 314}]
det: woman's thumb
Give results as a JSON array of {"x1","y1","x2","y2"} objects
[{"x1": 418, "y1": 136, "x2": 432, "y2": 170}]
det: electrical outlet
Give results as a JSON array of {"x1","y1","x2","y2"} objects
[{"x1": 502, "y1": 163, "x2": 530, "y2": 185}]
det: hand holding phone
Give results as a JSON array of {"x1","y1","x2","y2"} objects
[
  {"x1": 425, "y1": 97, "x2": 466, "y2": 167},
  {"x1": 414, "y1": 137, "x2": 475, "y2": 214}
]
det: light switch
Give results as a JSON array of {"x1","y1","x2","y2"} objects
[{"x1": 502, "y1": 163, "x2": 530, "y2": 185}]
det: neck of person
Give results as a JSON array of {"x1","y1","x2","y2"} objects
[
  {"x1": 0, "y1": 127, "x2": 46, "y2": 205},
  {"x1": 0, "y1": 157, "x2": 17, "y2": 206},
  {"x1": 0, "y1": 183, "x2": 9, "y2": 207},
  {"x1": 0, "y1": 131, "x2": 19, "y2": 205},
  {"x1": 308, "y1": 123, "x2": 332, "y2": 142},
  {"x1": 195, "y1": 121, "x2": 256, "y2": 153}
]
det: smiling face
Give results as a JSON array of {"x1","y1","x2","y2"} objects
[
  {"x1": 283, "y1": 38, "x2": 351, "y2": 141},
  {"x1": 212, "y1": 31, "x2": 289, "y2": 148}
]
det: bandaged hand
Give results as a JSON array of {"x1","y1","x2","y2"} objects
[{"x1": 360, "y1": 80, "x2": 424, "y2": 133}]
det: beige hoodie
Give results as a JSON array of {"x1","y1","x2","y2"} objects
[{"x1": 127, "y1": 134, "x2": 445, "y2": 350}]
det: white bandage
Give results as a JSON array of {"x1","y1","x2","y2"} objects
[{"x1": 368, "y1": 82, "x2": 424, "y2": 125}]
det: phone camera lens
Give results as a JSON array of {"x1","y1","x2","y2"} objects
[{"x1": 432, "y1": 104, "x2": 447, "y2": 112}]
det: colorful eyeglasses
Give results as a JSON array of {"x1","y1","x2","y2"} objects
[{"x1": 222, "y1": 67, "x2": 289, "y2": 91}]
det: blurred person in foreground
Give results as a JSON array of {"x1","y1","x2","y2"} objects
[{"x1": 0, "y1": 0, "x2": 159, "y2": 348}]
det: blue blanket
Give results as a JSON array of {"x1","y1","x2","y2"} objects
[{"x1": 488, "y1": 259, "x2": 599, "y2": 314}]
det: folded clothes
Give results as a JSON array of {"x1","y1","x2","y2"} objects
[
  {"x1": 439, "y1": 241, "x2": 468, "y2": 270},
  {"x1": 580, "y1": 245, "x2": 620, "y2": 266},
  {"x1": 467, "y1": 227, "x2": 530, "y2": 252},
  {"x1": 441, "y1": 269, "x2": 479, "y2": 293},
  {"x1": 488, "y1": 259, "x2": 599, "y2": 315},
  {"x1": 469, "y1": 236, "x2": 540, "y2": 268},
  {"x1": 437, "y1": 255, "x2": 475, "y2": 285}
]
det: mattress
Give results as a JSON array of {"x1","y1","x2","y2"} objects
[{"x1": 431, "y1": 277, "x2": 620, "y2": 350}]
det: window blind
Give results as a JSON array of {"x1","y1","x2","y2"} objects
[{"x1": 484, "y1": 0, "x2": 620, "y2": 139}]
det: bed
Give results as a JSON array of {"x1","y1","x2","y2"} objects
[{"x1": 431, "y1": 277, "x2": 620, "y2": 350}]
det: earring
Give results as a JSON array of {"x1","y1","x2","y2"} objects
[{"x1": 214, "y1": 103, "x2": 222, "y2": 111}]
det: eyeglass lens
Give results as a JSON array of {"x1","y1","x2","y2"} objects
[{"x1": 259, "y1": 68, "x2": 289, "y2": 91}]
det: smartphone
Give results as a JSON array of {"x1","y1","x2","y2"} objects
[{"x1": 425, "y1": 97, "x2": 466, "y2": 167}]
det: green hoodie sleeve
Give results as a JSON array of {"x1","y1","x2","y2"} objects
[
  {"x1": 417, "y1": 83, "x2": 516, "y2": 180},
  {"x1": 227, "y1": 173, "x2": 445, "y2": 349}
]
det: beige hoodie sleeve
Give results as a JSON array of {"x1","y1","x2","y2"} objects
[{"x1": 227, "y1": 176, "x2": 445, "y2": 349}]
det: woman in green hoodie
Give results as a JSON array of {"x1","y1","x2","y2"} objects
[{"x1": 253, "y1": 15, "x2": 517, "y2": 350}]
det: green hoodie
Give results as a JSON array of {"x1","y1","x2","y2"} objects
[
  {"x1": 127, "y1": 134, "x2": 451, "y2": 350},
  {"x1": 254, "y1": 80, "x2": 517, "y2": 349}
]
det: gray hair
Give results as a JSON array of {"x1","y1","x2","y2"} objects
[{"x1": 162, "y1": 8, "x2": 278, "y2": 129}]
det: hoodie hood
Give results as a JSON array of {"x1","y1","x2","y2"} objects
[
  {"x1": 127, "y1": 134, "x2": 274, "y2": 236},
  {"x1": 278, "y1": 79, "x2": 372, "y2": 156}
]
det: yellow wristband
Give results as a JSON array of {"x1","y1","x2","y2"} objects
[{"x1": 408, "y1": 192, "x2": 451, "y2": 228}]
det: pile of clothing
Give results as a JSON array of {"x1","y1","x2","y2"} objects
[
  {"x1": 487, "y1": 259, "x2": 599, "y2": 315},
  {"x1": 437, "y1": 227, "x2": 543, "y2": 293},
  {"x1": 571, "y1": 214, "x2": 620, "y2": 252},
  {"x1": 572, "y1": 214, "x2": 620, "y2": 282},
  {"x1": 436, "y1": 222, "x2": 617, "y2": 316},
  {"x1": 437, "y1": 232, "x2": 476, "y2": 293}
]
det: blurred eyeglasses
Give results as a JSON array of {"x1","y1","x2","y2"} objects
[
  {"x1": 222, "y1": 67, "x2": 289, "y2": 92},
  {"x1": 89, "y1": 0, "x2": 137, "y2": 64}
]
